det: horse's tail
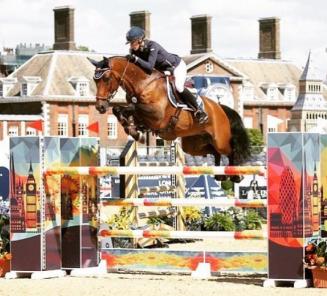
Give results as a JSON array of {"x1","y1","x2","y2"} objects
[{"x1": 220, "y1": 104, "x2": 251, "y2": 164}]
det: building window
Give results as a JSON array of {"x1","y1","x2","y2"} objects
[
  {"x1": 0, "y1": 84, "x2": 3, "y2": 96},
  {"x1": 8, "y1": 125, "x2": 19, "y2": 136},
  {"x1": 205, "y1": 61, "x2": 214, "y2": 73},
  {"x1": 77, "y1": 82, "x2": 89, "y2": 96},
  {"x1": 108, "y1": 115, "x2": 118, "y2": 139},
  {"x1": 26, "y1": 127, "x2": 37, "y2": 136},
  {"x1": 21, "y1": 83, "x2": 28, "y2": 96},
  {"x1": 267, "y1": 86, "x2": 278, "y2": 100},
  {"x1": 284, "y1": 86, "x2": 295, "y2": 101},
  {"x1": 78, "y1": 114, "x2": 89, "y2": 137},
  {"x1": 57, "y1": 114, "x2": 68, "y2": 136}
]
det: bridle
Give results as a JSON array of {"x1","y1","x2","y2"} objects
[{"x1": 94, "y1": 59, "x2": 130, "y2": 102}]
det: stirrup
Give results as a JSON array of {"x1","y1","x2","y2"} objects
[{"x1": 194, "y1": 110, "x2": 208, "y2": 124}]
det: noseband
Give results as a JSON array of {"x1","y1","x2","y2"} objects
[{"x1": 94, "y1": 60, "x2": 130, "y2": 102}]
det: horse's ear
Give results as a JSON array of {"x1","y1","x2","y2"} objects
[{"x1": 87, "y1": 57, "x2": 100, "y2": 68}]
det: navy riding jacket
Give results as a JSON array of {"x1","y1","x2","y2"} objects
[{"x1": 131, "y1": 40, "x2": 181, "y2": 74}]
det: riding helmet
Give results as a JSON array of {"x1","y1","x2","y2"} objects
[{"x1": 126, "y1": 26, "x2": 145, "y2": 44}]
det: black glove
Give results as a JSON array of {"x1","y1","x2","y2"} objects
[{"x1": 126, "y1": 54, "x2": 137, "y2": 63}]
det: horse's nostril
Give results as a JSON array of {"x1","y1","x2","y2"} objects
[{"x1": 96, "y1": 104, "x2": 106, "y2": 114}]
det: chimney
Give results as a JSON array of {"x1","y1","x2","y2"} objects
[
  {"x1": 258, "y1": 17, "x2": 281, "y2": 59},
  {"x1": 190, "y1": 15, "x2": 212, "y2": 54},
  {"x1": 129, "y1": 11, "x2": 151, "y2": 38},
  {"x1": 53, "y1": 6, "x2": 77, "y2": 50}
]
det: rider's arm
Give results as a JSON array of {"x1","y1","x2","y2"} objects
[{"x1": 135, "y1": 46, "x2": 159, "y2": 73}]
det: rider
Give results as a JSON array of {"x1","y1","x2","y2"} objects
[{"x1": 125, "y1": 26, "x2": 208, "y2": 124}]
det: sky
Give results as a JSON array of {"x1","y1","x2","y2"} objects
[{"x1": 0, "y1": 0, "x2": 326, "y2": 76}]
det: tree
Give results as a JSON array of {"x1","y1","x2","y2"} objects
[
  {"x1": 246, "y1": 128, "x2": 264, "y2": 154},
  {"x1": 77, "y1": 45, "x2": 93, "y2": 52}
]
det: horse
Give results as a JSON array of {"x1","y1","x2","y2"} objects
[{"x1": 88, "y1": 56, "x2": 250, "y2": 182}]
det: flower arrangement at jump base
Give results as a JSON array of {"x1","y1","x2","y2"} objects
[
  {"x1": 0, "y1": 212, "x2": 11, "y2": 277},
  {"x1": 304, "y1": 239, "x2": 327, "y2": 288}
]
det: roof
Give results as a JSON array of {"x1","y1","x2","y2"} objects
[
  {"x1": 300, "y1": 51, "x2": 323, "y2": 81},
  {"x1": 183, "y1": 52, "x2": 246, "y2": 78},
  {"x1": 225, "y1": 58, "x2": 303, "y2": 100},
  {"x1": 292, "y1": 52, "x2": 327, "y2": 111},
  {"x1": 2, "y1": 50, "x2": 126, "y2": 103}
]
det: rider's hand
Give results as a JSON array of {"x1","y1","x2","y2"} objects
[{"x1": 126, "y1": 54, "x2": 138, "y2": 63}]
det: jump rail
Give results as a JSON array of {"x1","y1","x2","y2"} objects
[
  {"x1": 99, "y1": 229, "x2": 267, "y2": 240},
  {"x1": 101, "y1": 198, "x2": 267, "y2": 208},
  {"x1": 46, "y1": 165, "x2": 266, "y2": 176}
]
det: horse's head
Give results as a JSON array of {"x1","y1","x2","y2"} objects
[{"x1": 88, "y1": 56, "x2": 121, "y2": 114}]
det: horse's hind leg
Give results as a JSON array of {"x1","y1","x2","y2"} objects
[
  {"x1": 212, "y1": 150, "x2": 228, "y2": 182},
  {"x1": 227, "y1": 153, "x2": 243, "y2": 183},
  {"x1": 210, "y1": 136, "x2": 242, "y2": 183}
]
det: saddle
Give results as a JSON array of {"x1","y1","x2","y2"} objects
[{"x1": 164, "y1": 75, "x2": 204, "y2": 112}]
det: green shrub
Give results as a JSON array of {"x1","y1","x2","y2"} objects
[
  {"x1": 221, "y1": 180, "x2": 234, "y2": 195},
  {"x1": 0, "y1": 214, "x2": 9, "y2": 254},
  {"x1": 247, "y1": 128, "x2": 264, "y2": 154},
  {"x1": 226, "y1": 207, "x2": 246, "y2": 231},
  {"x1": 244, "y1": 209, "x2": 262, "y2": 230},
  {"x1": 204, "y1": 212, "x2": 235, "y2": 231},
  {"x1": 203, "y1": 207, "x2": 262, "y2": 232}
]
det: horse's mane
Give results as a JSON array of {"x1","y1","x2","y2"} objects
[{"x1": 106, "y1": 56, "x2": 163, "y2": 79}]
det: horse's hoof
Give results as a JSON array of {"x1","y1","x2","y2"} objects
[
  {"x1": 214, "y1": 175, "x2": 227, "y2": 182},
  {"x1": 138, "y1": 133, "x2": 146, "y2": 144},
  {"x1": 229, "y1": 175, "x2": 243, "y2": 183}
]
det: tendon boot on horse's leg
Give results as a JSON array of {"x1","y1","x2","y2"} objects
[
  {"x1": 180, "y1": 88, "x2": 208, "y2": 124},
  {"x1": 213, "y1": 152, "x2": 227, "y2": 182},
  {"x1": 126, "y1": 116, "x2": 146, "y2": 144},
  {"x1": 125, "y1": 125, "x2": 146, "y2": 143},
  {"x1": 228, "y1": 155, "x2": 243, "y2": 183}
]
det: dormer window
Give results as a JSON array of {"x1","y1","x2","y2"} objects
[
  {"x1": 243, "y1": 81, "x2": 254, "y2": 100},
  {"x1": 261, "y1": 82, "x2": 278, "y2": 100},
  {"x1": 267, "y1": 85, "x2": 278, "y2": 100},
  {"x1": 77, "y1": 82, "x2": 89, "y2": 96},
  {"x1": 0, "y1": 78, "x2": 17, "y2": 97},
  {"x1": 21, "y1": 83, "x2": 28, "y2": 96},
  {"x1": 69, "y1": 76, "x2": 89, "y2": 97},
  {"x1": 278, "y1": 83, "x2": 296, "y2": 101},
  {"x1": 21, "y1": 76, "x2": 41, "y2": 96},
  {"x1": 284, "y1": 85, "x2": 295, "y2": 101}
]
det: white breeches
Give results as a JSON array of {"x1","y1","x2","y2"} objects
[{"x1": 173, "y1": 59, "x2": 187, "y2": 93}]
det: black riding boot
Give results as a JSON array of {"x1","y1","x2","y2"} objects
[{"x1": 180, "y1": 88, "x2": 209, "y2": 124}]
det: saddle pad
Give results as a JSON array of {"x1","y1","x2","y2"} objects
[{"x1": 166, "y1": 77, "x2": 204, "y2": 112}]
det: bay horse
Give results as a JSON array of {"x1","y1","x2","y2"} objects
[{"x1": 88, "y1": 56, "x2": 250, "y2": 182}]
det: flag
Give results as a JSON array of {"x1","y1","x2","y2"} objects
[
  {"x1": 27, "y1": 119, "x2": 43, "y2": 132},
  {"x1": 87, "y1": 121, "x2": 99, "y2": 134}
]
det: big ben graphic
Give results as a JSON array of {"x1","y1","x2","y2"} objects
[
  {"x1": 26, "y1": 161, "x2": 38, "y2": 231},
  {"x1": 312, "y1": 164, "x2": 320, "y2": 233}
]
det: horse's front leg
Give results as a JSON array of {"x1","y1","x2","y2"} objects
[
  {"x1": 125, "y1": 115, "x2": 146, "y2": 144},
  {"x1": 112, "y1": 106, "x2": 145, "y2": 143}
]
